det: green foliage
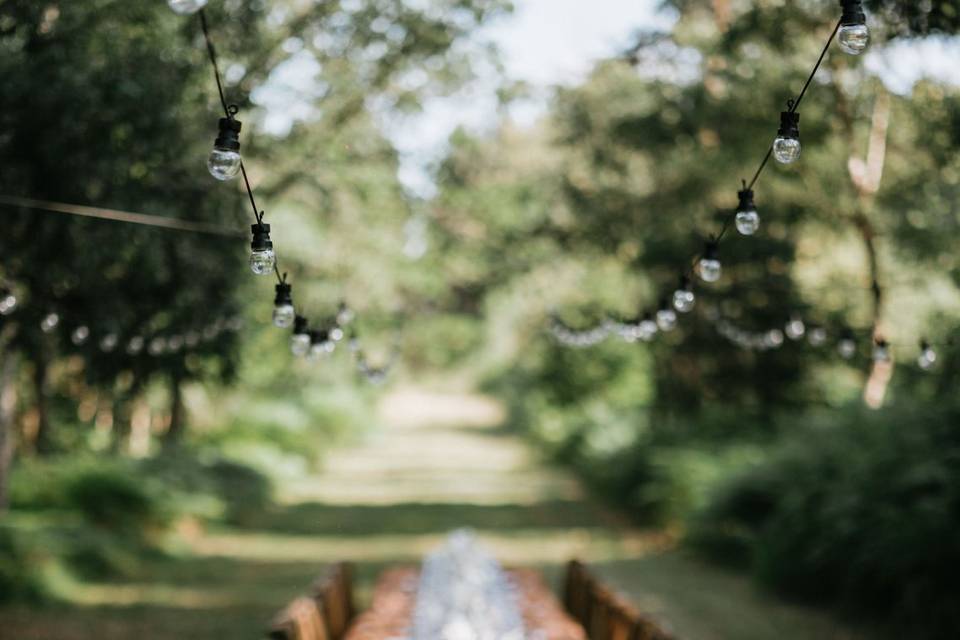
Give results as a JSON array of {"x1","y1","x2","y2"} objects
[
  {"x1": 0, "y1": 525, "x2": 52, "y2": 604},
  {"x1": 690, "y1": 405, "x2": 960, "y2": 636}
]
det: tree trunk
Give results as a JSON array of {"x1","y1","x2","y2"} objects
[
  {"x1": 164, "y1": 374, "x2": 185, "y2": 448},
  {"x1": 0, "y1": 352, "x2": 19, "y2": 514},
  {"x1": 33, "y1": 350, "x2": 54, "y2": 455}
]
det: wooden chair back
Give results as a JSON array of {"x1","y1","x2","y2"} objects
[
  {"x1": 267, "y1": 596, "x2": 329, "y2": 640},
  {"x1": 312, "y1": 562, "x2": 357, "y2": 640},
  {"x1": 563, "y1": 559, "x2": 676, "y2": 640}
]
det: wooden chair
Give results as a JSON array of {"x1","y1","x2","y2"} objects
[
  {"x1": 267, "y1": 596, "x2": 329, "y2": 640},
  {"x1": 312, "y1": 562, "x2": 357, "y2": 640},
  {"x1": 563, "y1": 560, "x2": 676, "y2": 640}
]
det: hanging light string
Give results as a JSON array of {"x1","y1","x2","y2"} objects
[{"x1": 198, "y1": 8, "x2": 284, "y2": 288}]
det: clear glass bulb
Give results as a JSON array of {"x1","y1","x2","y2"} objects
[
  {"x1": 168, "y1": 336, "x2": 184, "y2": 352},
  {"x1": 873, "y1": 343, "x2": 891, "y2": 362},
  {"x1": 735, "y1": 209, "x2": 760, "y2": 236},
  {"x1": 673, "y1": 289, "x2": 696, "y2": 313},
  {"x1": 785, "y1": 318, "x2": 806, "y2": 341},
  {"x1": 127, "y1": 336, "x2": 145, "y2": 355},
  {"x1": 838, "y1": 339, "x2": 857, "y2": 360},
  {"x1": 149, "y1": 337, "x2": 167, "y2": 356},
  {"x1": 167, "y1": 0, "x2": 209, "y2": 16},
  {"x1": 100, "y1": 334, "x2": 118, "y2": 353},
  {"x1": 249, "y1": 249, "x2": 276, "y2": 275},
  {"x1": 918, "y1": 347, "x2": 937, "y2": 371},
  {"x1": 698, "y1": 258, "x2": 722, "y2": 283},
  {"x1": 808, "y1": 327, "x2": 827, "y2": 347},
  {"x1": 291, "y1": 333, "x2": 311, "y2": 357},
  {"x1": 71, "y1": 326, "x2": 90, "y2": 345},
  {"x1": 838, "y1": 24, "x2": 869, "y2": 55},
  {"x1": 639, "y1": 319, "x2": 658, "y2": 341},
  {"x1": 330, "y1": 327, "x2": 345, "y2": 342},
  {"x1": 272, "y1": 303, "x2": 295, "y2": 329},
  {"x1": 0, "y1": 293, "x2": 16, "y2": 315},
  {"x1": 773, "y1": 137, "x2": 802, "y2": 164},
  {"x1": 40, "y1": 313, "x2": 59, "y2": 333},
  {"x1": 207, "y1": 147, "x2": 242, "y2": 181},
  {"x1": 765, "y1": 329, "x2": 785, "y2": 348},
  {"x1": 656, "y1": 308, "x2": 677, "y2": 332}
]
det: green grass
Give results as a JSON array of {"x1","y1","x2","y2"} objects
[{"x1": 0, "y1": 389, "x2": 876, "y2": 639}]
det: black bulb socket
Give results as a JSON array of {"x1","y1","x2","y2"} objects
[
  {"x1": 274, "y1": 282, "x2": 293, "y2": 306},
  {"x1": 214, "y1": 116, "x2": 242, "y2": 152},
  {"x1": 840, "y1": 0, "x2": 866, "y2": 26},
  {"x1": 703, "y1": 242, "x2": 719, "y2": 261},
  {"x1": 678, "y1": 275, "x2": 692, "y2": 291},
  {"x1": 251, "y1": 223, "x2": 273, "y2": 252},
  {"x1": 737, "y1": 187, "x2": 756, "y2": 212},
  {"x1": 293, "y1": 315, "x2": 309, "y2": 336},
  {"x1": 311, "y1": 329, "x2": 330, "y2": 345},
  {"x1": 658, "y1": 297, "x2": 671, "y2": 312},
  {"x1": 777, "y1": 111, "x2": 800, "y2": 140}
]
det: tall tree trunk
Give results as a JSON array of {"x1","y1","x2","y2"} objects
[
  {"x1": 33, "y1": 350, "x2": 54, "y2": 455},
  {"x1": 164, "y1": 373, "x2": 185, "y2": 449},
  {"x1": 0, "y1": 352, "x2": 19, "y2": 514}
]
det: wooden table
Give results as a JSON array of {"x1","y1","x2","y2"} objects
[{"x1": 343, "y1": 567, "x2": 587, "y2": 640}]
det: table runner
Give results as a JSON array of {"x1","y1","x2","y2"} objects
[{"x1": 343, "y1": 567, "x2": 586, "y2": 640}]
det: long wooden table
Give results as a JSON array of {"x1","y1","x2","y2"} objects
[{"x1": 343, "y1": 567, "x2": 587, "y2": 640}]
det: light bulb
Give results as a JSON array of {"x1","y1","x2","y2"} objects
[
  {"x1": 838, "y1": 24, "x2": 869, "y2": 55},
  {"x1": 673, "y1": 277, "x2": 696, "y2": 313},
  {"x1": 207, "y1": 114, "x2": 242, "y2": 181},
  {"x1": 349, "y1": 337, "x2": 361, "y2": 353},
  {"x1": 838, "y1": 1, "x2": 869, "y2": 55},
  {"x1": 291, "y1": 316, "x2": 311, "y2": 357},
  {"x1": 149, "y1": 337, "x2": 167, "y2": 356},
  {"x1": 698, "y1": 243, "x2": 721, "y2": 283},
  {"x1": 656, "y1": 302, "x2": 677, "y2": 332},
  {"x1": 838, "y1": 335, "x2": 857, "y2": 360},
  {"x1": 639, "y1": 315, "x2": 658, "y2": 341},
  {"x1": 100, "y1": 333, "x2": 118, "y2": 353},
  {"x1": 249, "y1": 222, "x2": 275, "y2": 276},
  {"x1": 773, "y1": 109, "x2": 801, "y2": 165},
  {"x1": 330, "y1": 326, "x2": 345, "y2": 342},
  {"x1": 765, "y1": 329, "x2": 785, "y2": 349},
  {"x1": 735, "y1": 186, "x2": 760, "y2": 236},
  {"x1": 872, "y1": 339, "x2": 891, "y2": 363},
  {"x1": 185, "y1": 332, "x2": 200, "y2": 348},
  {"x1": 917, "y1": 341, "x2": 937, "y2": 371},
  {"x1": 71, "y1": 326, "x2": 90, "y2": 346},
  {"x1": 336, "y1": 302, "x2": 355, "y2": 326},
  {"x1": 0, "y1": 290, "x2": 16, "y2": 315},
  {"x1": 168, "y1": 335, "x2": 184, "y2": 352},
  {"x1": 272, "y1": 282, "x2": 295, "y2": 328},
  {"x1": 785, "y1": 317, "x2": 806, "y2": 341},
  {"x1": 40, "y1": 312, "x2": 59, "y2": 333},
  {"x1": 127, "y1": 336, "x2": 145, "y2": 355},
  {"x1": 808, "y1": 326, "x2": 827, "y2": 347},
  {"x1": 167, "y1": 0, "x2": 208, "y2": 15}
]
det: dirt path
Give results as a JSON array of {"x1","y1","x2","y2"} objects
[{"x1": 0, "y1": 387, "x2": 867, "y2": 639}]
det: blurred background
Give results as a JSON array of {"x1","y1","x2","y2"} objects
[{"x1": 1, "y1": 0, "x2": 959, "y2": 638}]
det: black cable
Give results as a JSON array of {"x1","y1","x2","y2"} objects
[{"x1": 198, "y1": 9, "x2": 285, "y2": 288}]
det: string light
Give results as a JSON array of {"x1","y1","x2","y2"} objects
[
  {"x1": 71, "y1": 326, "x2": 90, "y2": 346},
  {"x1": 208, "y1": 107, "x2": 243, "y2": 181},
  {"x1": 872, "y1": 338, "x2": 891, "y2": 362},
  {"x1": 40, "y1": 312, "x2": 59, "y2": 333},
  {"x1": 272, "y1": 279, "x2": 295, "y2": 328},
  {"x1": 0, "y1": 289, "x2": 16, "y2": 315},
  {"x1": 808, "y1": 326, "x2": 828, "y2": 347},
  {"x1": 735, "y1": 183, "x2": 760, "y2": 236},
  {"x1": 785, "y1": 315, "x2": 806, "y2": 341},
  {"x1": 698, "y1": 241, "x2": 722, "y2": 283},
  {"x1": 291, "y1": 316, "x2": 311, "y2": 357},
  {"x1": 167, "y1": 0, "x2": 208, "y2": 15},
  {"x1": 672, "y1": 276, "x2": 696, "y2": 313},
  {"x1": 127, "y1": 336, "x2": 145, "y2": 355},
  {"x1": 639, "y1": 313, "x2": 658, "y2": 341},
  {"x1": 917, "y1": 340, "x2": 937, "y2": 371},
  {"x1": 99, "y1": 333, "x2": 118, "y2": 353},
  {"x1": 838, "y1": 0, "x2": 869, "y2": 55},
  {"x1": 773, "y1": 104, "x2": 802, "y2": 164},
  {"x1": 249, "y1": 222, "x2": 276, "y2": 276},
  {"x1": 656, "y1": 298, "x2": 678, "y2": 332}
]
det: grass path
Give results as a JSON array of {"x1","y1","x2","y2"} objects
[{"x1": 0, "y1": 388, "x2": 868, "y2": 639}]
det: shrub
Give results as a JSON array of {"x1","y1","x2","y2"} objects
[
  {"x1": 690, "y1": 405, "x2": 960, "y2": 637},
  {"x1": 0, "y1": 525, "x2": 52, "y2": 604}
]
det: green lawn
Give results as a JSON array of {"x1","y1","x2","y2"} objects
[{"x1": 0, "y1": 389, "x2": 878, "y2": 639}]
